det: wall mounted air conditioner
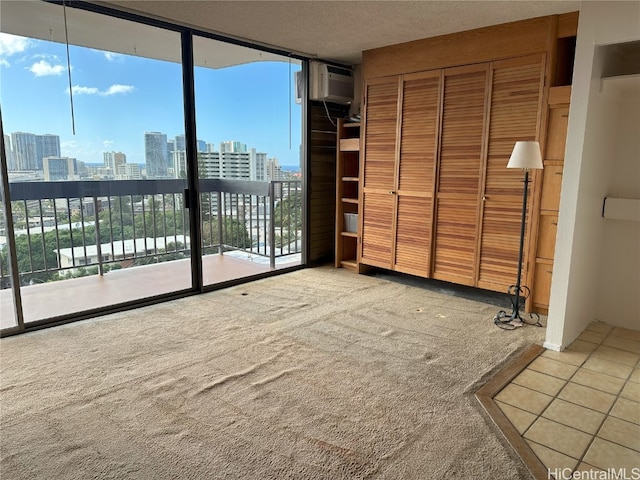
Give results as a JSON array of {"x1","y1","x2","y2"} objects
[{"x1": 309, "y1": 61, "x2": 354, "y2": 104}]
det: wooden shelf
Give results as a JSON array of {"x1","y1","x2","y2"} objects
[
  {"x1": 335, "y1": 118, "x2": 361, "y2": 270},
  {"x1": 340, "y1": 260, "x2": 358, "y2": 270},
  {"x1": 339, "y1": 138, "x2": 360, "y2": 152}
]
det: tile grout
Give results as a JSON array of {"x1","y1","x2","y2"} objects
[{"x1": 495, "y1": 322, "x2": 640, "y2": 475}]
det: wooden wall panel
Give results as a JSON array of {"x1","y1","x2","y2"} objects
[
  {"x1": 394, "y1": 196, "x2": 431, "y2": 276},
  {"x1": 397, "y1": 73, "x2": 440, "y2": 193},
  {"x1": 477, "y1": 55, "x2": 545, "y2": 291},
  {"x1": 360, "y1": 192, "x2": 394, "y2": 268},
  {"x1": 362, "y1": 79, "x2": 399, "y2": 191},
  {"x1": 308, "y1": 103, "x2": 348, "y2": 264},
  {"x1": 393, "y1": 71, "x2": 441, "y2": 276},
  {"x1": 536, "y1": 214, "x2": 558, "y2": 260},
  {"x1": 484, "y1": 56, "x2": 545, "y2": 196},
  {"x1": 360, "y1": 77, "x2": 399, "y2": 268},
  {"x1": 477, "y1": 198, "x2": 531, "y2": 292},
  {"x1": 438, "y1": 68, "x2": 487, "y2": 194},
  {"x1": 432, "y1": 197, "x2": 478, "y2": 286},
  {"x1": 545, "y1": 106, "x2": 570, "y2": 160},
  {"x1": 363, "y1": 16, "x2": 554, "y2": 80},
  {"x1": 432, "y1": 65, "x2": 487, "y2": 285}
]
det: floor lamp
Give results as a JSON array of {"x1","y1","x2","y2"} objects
[{"x1": 494, "y1": 141, "x2": 544, "y2": 330}]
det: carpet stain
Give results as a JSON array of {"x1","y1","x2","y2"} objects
[
  {"x1": 308, "y1": 437, "x2": 358, "y2": 459},
  {"x1": 417, "y1": 350, "x2": 436, "y2": 361}
]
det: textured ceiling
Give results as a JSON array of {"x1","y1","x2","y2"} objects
[{"x1": 99, "y1": 0, "x2": 580, "y2": 65}]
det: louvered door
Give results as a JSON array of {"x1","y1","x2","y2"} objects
[
  {"x1": 477, "y1": 54, "x2": 546, "y2": 292},
  {"x1": 432, "y1": 65, "x2": 489, "y2": 286},
  {"x1": 360, "y1": 76, "x2": 400, "y2": 268},
  {"x1": 393, "y1": 71, "x2": 441, "y2": 276}
]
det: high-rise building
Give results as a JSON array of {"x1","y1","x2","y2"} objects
[
  {"x1": 199, "y1": 148, "x2": 266, "y2": 182},
  {"x1": 10, "y1": 132, "x2": 37, "y2": 171},
  {"x1": 144, "y1": 132, "x2": 168, "y2": 179},
  {"x1": 220, "y1": 141, "x2": 247, "y2": 153},
  {"x1": 198, "y1": 151, "x2": 220, "y2": 179},
  {"x1": 167, "y1": 140, "x2": 176, "y2": 160},
  {"x1": 174, "y1": 134, "x2": 186, "y2": 152},
  {"x1": 251, "y1": 149, "x2": 267, "y2": 182},
  {"x1": 172, "y1": 150, "x2": 187, "y2": 179},
  {"x1": 116, "y1": 163, "x2": 142, "y2": 180},
  {"x1": 3, "y1": 134, "x2": 14, "y2": 171},
  {"x1": 43, "y1": 156, "x2": 77, "y2": 181},
  {"x1": 198, "y1": 142, "x2": 267, "y2": 182},
  {"x1": 266, "y1": 157, "x2": 284, "y2": 182},
  {"x1": 35, "y1": 134, "x2": 60, "y2": 171},
  {"x1": 103, "y1": 151, "x2": 126, "y2": 174},
  {"x1": 197, "y1": 139, "x2": 206, "y2": 152}
]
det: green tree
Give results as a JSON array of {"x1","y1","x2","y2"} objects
[
  {"x1": 201, "y1": 217, "x2": 251, "y2": 254},
  {"x1": 273, "y1": 191, "x2": 302, "y2": 230},
  {"x1": 272, "y1": 191, "x2": 302, "y2": 252}
]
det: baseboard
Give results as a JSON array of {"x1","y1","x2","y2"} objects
[{"x1": 543, "y1": 341, "x2": 562, "y2": 352}]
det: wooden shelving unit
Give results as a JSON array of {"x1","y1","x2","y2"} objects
[
  {"x1": 335, "y1": 119, "x2": 361, "y2": 269},
  {"x1": 530, "y1": 86, "x2": 571, "y2": 313}
]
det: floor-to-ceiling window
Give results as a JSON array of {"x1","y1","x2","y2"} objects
[
  {"x1": 0, "y1": 129, "x2": 21, "y2": 331},
  {"x1": 193, "y1": 35, "x2": 303, "y2": 287},
  {"x1": 0, "y1": 1, "x2": 306, "y2": 333}
]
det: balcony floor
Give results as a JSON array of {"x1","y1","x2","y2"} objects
[{"x1": 1, "y1": 254, "x2": 296, "y2": 330}]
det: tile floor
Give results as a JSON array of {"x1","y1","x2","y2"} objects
[{"x1": 494, "y1": 322, "x2": 640, "y2": 477}]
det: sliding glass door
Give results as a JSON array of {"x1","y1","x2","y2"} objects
[
  {"x1": 193, "y1": 35, "x2": 303, "y2": 287},
  {"x1": 0, "y1": 2, "x2": 191, "y2": 326},
  {"x1": 0, "y1": 2, "x2": 306, "y2": 333}
]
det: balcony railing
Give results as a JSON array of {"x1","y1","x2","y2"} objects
[{"x1": 0, "y1": 179, "x2": 302, "y2": 288}]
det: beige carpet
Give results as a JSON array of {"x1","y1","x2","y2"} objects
[{"x1": 0, "y1": 266, "x2": 545, "y2": 479}]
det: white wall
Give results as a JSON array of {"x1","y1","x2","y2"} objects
[
  {"x1": 545, "y1": 1, "x2": 640, "y2": 350},
  {"x1": 595, "y1": 84, "x2": 640, "y2": 329}
]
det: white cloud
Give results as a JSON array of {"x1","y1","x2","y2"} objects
[
  {"x1": 104, "y1": 52, "x2": 123, "y2": 62},
  {"x1": 70, "y1": 85, "x2": 99, "y2": 95},
  {"x1": 67, "y1": 84, "x2": 135, "y2": 97},
  {"x1": 101, "y1": 84, "x2": 134, "y2": 96},
  {"x1": 102, "y1": 140, "x2": 114, "y2": 147},
  {"x1": 29, "y1": 60, "x2": 65, "y2": 77},
  {"x1": 33, "y1": 53, "x2": 61, "y2": 62},
  {"x1": 0, "y1": 33, "x2": 30, "y2": 57},
  {"x1": 0, "y1": 59, "x2": 9, "y2": 67}
]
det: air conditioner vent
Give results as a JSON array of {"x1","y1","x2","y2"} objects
[{"x1": 310, "y1": 61, "x2": 354, "y2": 104}]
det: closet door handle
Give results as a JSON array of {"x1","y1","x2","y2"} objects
[{"x1": 389, "y1": 190, "x2": 396, "y2": 195}]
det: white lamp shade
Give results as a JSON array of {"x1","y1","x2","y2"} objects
[{"x1": 507, "y1": 141, "x2": 543, "y2": 170}]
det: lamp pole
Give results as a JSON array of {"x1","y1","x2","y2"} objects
[{"x1": 494, "y1": 141, "x2": 543, "y2": 330}]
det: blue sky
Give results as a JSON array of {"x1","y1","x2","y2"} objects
[{"x1": 0, "y1": 33, "x2": 302, "y2": 168}]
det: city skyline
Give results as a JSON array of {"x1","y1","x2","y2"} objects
[
  {"x1": 0, "y1": 32, "x2": 303, "y2": 169},
  {"x1": 3, "y1": 127, "x2": 293, "y2": 181}
]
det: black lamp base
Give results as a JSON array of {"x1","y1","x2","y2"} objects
[{"x1": 494, "y1": 284, "x2": 542, "y2": 330}]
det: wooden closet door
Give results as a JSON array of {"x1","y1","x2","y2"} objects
[
  {"x1": 360, "y1": 76, "x2": 400, "y2": 268},
  {"x1": 477, "y1": 54, "x2": 545, "y2": 292},
  {"x1": 432, "y1": 64, "x2": 489, "y2": 286},
  {"x1": 393, "y1": 71, "x2": 441, "y2": 276}
]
